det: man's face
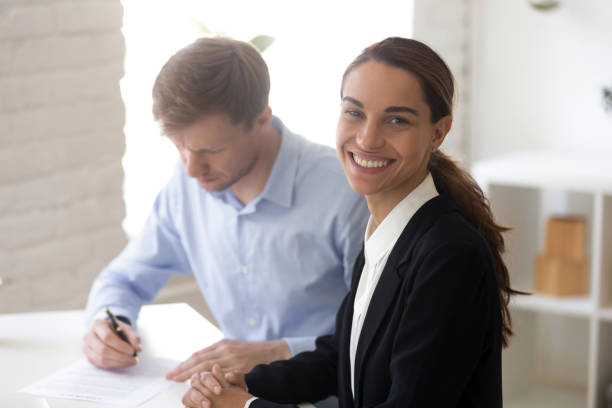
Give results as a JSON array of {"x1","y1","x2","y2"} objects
[{"x1": 169, "y1": 114, "x2": 263, "y2": 192}]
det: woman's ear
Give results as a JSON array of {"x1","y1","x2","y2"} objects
[{"x1": 432, "y1": 115, "x2": 452, "y2": 149}]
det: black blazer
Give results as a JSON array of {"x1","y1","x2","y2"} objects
[{"x1": 246, "y1": 194, "x2": 502, "y2": 408}]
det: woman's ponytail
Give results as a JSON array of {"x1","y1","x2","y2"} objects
[{"x1": 429, "y1": 150, "x2": 522, "y2": 347}]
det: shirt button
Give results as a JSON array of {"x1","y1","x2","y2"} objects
[
  {"x1": 242, "y1": 266, "x2": 248, "y2": 275},
  {"x1": 248, "y1": 318, "x2": 257, "y2": 326}
]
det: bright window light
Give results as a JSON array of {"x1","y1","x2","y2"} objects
[{"x1": 120, "y1": 0, "x2": 414, "y2": 237}]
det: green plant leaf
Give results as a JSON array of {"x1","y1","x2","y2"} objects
[
  {"x1": 528, "y1": 0, "x2": 560, "y2": 11},
  {"x1": 188, "y1": 17, "x2": 212, "y2": 35},
  {"x1": 249, "y1": 35, "x2": 275, "y2": 53}
]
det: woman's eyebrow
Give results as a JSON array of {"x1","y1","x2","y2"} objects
[
  {"x1": 342, "y1": 96, "x2": 419, "y2": 116},
  {"x1": 385, "y1": 106, "x2": 419, "y2": 116},
  {"x1": 341, "y1": 96, "x2": 364, "y2": 107}
]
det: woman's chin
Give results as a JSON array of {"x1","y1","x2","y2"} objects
[{"x1": 345, "y1": 178, "x2": 384, "y2": 197}]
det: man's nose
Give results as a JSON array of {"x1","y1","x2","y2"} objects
[{"x1": 182, "y1": 150, "x2": 208, "y2": 178}]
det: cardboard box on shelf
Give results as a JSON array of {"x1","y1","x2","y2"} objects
[
  {"x1": 545, "y1": 217, "x2": 587, "y2": 260},
  {"x1": 534, "y1": 217, "x2": 589, "y2": 297},
  {"x1": 535, "y1": 254, "x2": 590, "y2": 296}
]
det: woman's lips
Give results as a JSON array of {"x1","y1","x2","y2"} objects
[{"x1": 351, "y1": 152, "x2": 392, "y2": 169}]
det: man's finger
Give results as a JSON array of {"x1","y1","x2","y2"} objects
[
  {"x1": 166, "y1": 346, "x2": 226, "y2": 380},
  {"x1": 121, "y1": 324, "x2": 142, "y2": 352},
  {"x1": 92, "y1": 319, "x2": 136, "y2": 356},
  {"x1": 167, "y1": 359, "x2": 212, "y2": 381},
  {"x1": 84, "y1": 330, "x2": 129, "y2": 367},
  {"x1": 195, "y1": 339, "x2": 223, "y2": 355},
  {"x1": 83, "y1": 339, "x2": 137, "y2": 369}
]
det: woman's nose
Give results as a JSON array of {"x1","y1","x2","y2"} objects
[{"x1": 356, "y1": 121, "x2": 384, "y2": 151}]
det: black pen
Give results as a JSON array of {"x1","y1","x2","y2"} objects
[{"x1": 105, "y1": 307, "x2": 140, "y2": 363}]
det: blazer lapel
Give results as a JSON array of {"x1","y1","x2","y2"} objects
[
  {"x1": 339, "y1": 251, "x2": 365, "y2": 408},
  {"x1": 352, "y1": 252, "x2": 402, "y2": 408},
  {"x1": 351, "y1": 194, "x2": 457, "y2": 404}
]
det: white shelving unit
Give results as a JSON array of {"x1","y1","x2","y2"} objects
[{"x1": 472, "y1": 151, "x2": 612, "y2": 408}]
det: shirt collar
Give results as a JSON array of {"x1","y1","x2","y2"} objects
[
  {"x1": 257, "y1": 117, "x2": 298, "y2": 208},
  {"x1": 364, "y1": 173, "x2": 439, "y2": 268}
]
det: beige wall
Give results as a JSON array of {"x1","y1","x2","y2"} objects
[
  {"x1": 469, "y1": 0, "x2": 612, "y2": 160},
  {"x1": 0, "y1": 0, "x2": 127, "y2": 313},
  {"x1": 413, "y1": 0, "x2": 472, "y2": 163}
]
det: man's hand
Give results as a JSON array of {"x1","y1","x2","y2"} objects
[
  {"x1": 182, "y1": 364, "x2": 251, "y2": 408},
  {"x1": 167, "y1": 338, "x2": 290, "y2": 382},
  {"x1": 82, "y1": 318, "x2": 142, "y2": 369}
]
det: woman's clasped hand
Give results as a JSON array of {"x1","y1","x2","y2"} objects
[{"x1": 182, "y1": 364, "x2": 251, "y2": 408}]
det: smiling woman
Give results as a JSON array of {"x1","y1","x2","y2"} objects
[
  {"x1": 181, "y1": 37, "x2": 519, "y2": 408},
  {"x1": 337, "y1": 62, "x2": 451, "y2": 219}
]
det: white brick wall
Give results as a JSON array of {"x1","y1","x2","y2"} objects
[{"x1": 0, "y1": 0, "x2": 127, "y2": 313}]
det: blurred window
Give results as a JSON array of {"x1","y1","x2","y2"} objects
[{"x1": 120, "y1": 0, "x2": 414, "y2": 237}]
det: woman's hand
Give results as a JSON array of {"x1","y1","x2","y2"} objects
[{"x1": 182, "y1": 364, "x2": 252, "y2": 408}]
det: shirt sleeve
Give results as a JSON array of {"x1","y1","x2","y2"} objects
[
  {"x1": 84, "y1": 174, "x2": 191, "y2": 328},
  {"x1": 336, "y1": 193, "x2": 368, "y2": 289},
  {"x1": 282, "y1": 336, "x2": 315, "y2": 357},
  {"x1": 245, "y1": 334, "x2": 339, "y2": 406},
  {"x1": 245, "y1": 286, "x2": 349, "y2": 405}
]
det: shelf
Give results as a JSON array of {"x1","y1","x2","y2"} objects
[
  {"x1": 505, "y1": 385, "x2": 586, "y2": 408},
  {"x1": 472, "y1": 151, "x2": 612, "y2": 194},
  {"x1": 473, "y1": 151, "x2": 612, "y2": 408},
  {"x1": 510, "y1": 294, "x2": 594, "y2": 318},
  {"x1": 599, "y1": 307, "x2": 612, "y2": 322}
]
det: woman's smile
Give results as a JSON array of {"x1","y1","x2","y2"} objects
[{"x1": 350, "y1": 151, "x2": 393, "y2": 170}]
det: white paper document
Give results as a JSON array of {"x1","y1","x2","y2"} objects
[{"x1": 19, "y1": 357, "x2": 179, "y2": 407}]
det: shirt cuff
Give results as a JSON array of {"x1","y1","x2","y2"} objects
[
  {"x1": 282, "y1": 336, "x2": 317, "y2": 357},
  {"x1": 244, "y1": 396, "x2": 258, "y2": 408}
]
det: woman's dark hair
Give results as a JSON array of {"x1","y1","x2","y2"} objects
[{"x1": 342, "y1": 37, "x2": 521, "y2": 347}]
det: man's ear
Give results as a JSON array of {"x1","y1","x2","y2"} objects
[
  {"x1": 432, "y1": 115, "x2": 452, "y2": 149},
  {"x1": 255, "y1": 106, "x2": 273, "y2": 128}
]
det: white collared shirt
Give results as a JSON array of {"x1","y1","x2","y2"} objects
[{"x1": 349, "y1": 173, "x2": 438, "y2": 397}]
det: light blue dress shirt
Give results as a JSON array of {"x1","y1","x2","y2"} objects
[{"x1": 85, "y1": 118, "x2": 369, "y2": 356}]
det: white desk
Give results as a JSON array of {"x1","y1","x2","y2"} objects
[{"x1": 0, "y1": 303, "x2": 223, "y2": 407}]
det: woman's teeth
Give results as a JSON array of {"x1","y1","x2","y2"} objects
[{"x1": 352, "y1": 153, "x2": 389, "y2": 168}]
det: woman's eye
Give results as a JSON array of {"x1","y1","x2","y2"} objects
[
  {"x1": 389, "y1": 117, "x2": 410, "y2": 125},
  {"x1": 345, "y1": 109, "x2": 363, "y2": 118}
]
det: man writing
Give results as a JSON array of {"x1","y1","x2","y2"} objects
[{"x1": 82, "y1": 37, "x2": 368, "y2": 392}]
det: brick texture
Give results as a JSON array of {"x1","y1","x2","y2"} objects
[{"x1": 0, "y1": 0, "x2": 127, "y2": 313}]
